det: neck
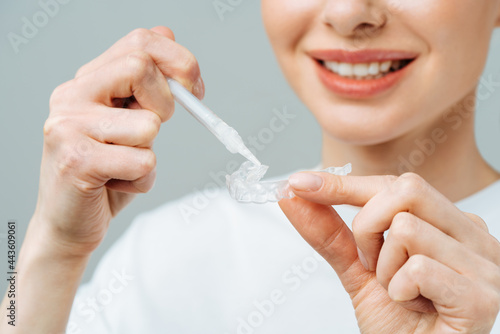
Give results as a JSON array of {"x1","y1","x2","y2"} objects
[{"x1": 321, "y1": 92, "x2": 500, "y2": 202}]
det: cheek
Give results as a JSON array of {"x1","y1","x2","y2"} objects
[
  {"x1": 406, "y1": 1, "x2": 494, "y2": 80},
  {"x1": 262, "y1": 0, "x2": 319, "y2": 58},
  {"x1": 262, "y1": 0, "x2": 324, "y2": 116},
  {"x1": 402, "y1": 1, "x2": 495, "y2": 123}
]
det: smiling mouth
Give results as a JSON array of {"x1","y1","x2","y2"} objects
[
  {"x1": 309, "y1": 49, "x2": 420, "y2": 98},
  {"x1": 318, "y1": 58, "x2": 415, "y2": 80}
]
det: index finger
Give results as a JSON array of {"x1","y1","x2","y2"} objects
[
  {"x1": 288, "y1": 172, "x2": 395, "y2": 206},
  {"x1": 289, "y1": 172, "x2": 489, "y2": 270},
  {"x1": 76, "y1": 27, "x2": 204, "y2": 99},
  {"x1": 288, "y1": 172, "x2": 479, "y2": 239}
]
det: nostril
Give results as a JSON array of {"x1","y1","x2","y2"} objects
[
  {"x1": 352, "y1": 22, "x2": 383, "y2": 42},
  {"x1": 358, "y1": 23, "x2": 375, "y2": 31}
]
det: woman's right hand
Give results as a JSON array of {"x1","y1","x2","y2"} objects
[{"x1": 35, "y1": 26, "x2": 204, "y2": 257}]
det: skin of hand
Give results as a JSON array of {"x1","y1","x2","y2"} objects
[
  {"x1": 0, "y1": 26, "x2": 204, "y2": 333},
  {"x1": 34, "y1": 26, "x2": 204, "y2": 256},
  {"x1": 279, "y1": 172, "x2": 500, "y2": 333}
]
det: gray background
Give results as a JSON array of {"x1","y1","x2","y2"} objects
[{"x1": 0, "y1": 0, "x2": 499, "y2": 295}]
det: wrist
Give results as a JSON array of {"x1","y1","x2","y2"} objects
[
  {"x1": 28, "y1": 209, "x2": 103, "y2": 259},
  {"x1": 23, "y1": 215, "x2": 93, "y2": 263}
]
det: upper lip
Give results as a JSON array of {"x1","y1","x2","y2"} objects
[{"x1": 308, "y1": 49, "x2": 419, "y2": 63}]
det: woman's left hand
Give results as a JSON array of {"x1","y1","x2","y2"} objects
[{"x1": 279, "y1": 172, "x2": 500, "y2": 333}]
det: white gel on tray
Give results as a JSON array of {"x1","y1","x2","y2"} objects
[{"x1": 226, "y1": 161, "x2": 352, "y2": 204}]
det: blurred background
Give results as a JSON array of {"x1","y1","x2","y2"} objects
[{"x1": 1, "y1": 0, "x2": 499, "y2": 294}]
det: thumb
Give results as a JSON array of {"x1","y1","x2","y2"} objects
[
  {"x1": 279, "y1": 197, "x2": 372, "y2": 298},
  {"x1": 150, "y1": 26, "x2": 176, "y2": 41}
]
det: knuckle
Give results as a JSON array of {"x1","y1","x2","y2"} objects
[
  {"x1": 394, "y1": 172, "x2": 426, "y2": 199},
  {"x1": 125, "y1": 51, "x2": 154, "y2": 79},
  {"x1": 75, "y1": 64, "x2": 88, "y2": 78},
  {"x1": 464, "y1": 212, "x2": 483, "y2": 223},
  {"x1": 56, "y1": 143, "x2": 89, "y2": 177},
  {"x1": 150, "y1": 113, "x2": 162, "y2": 131},
  {"x1": 43, "y1": 115, "x2": 71, "y2": 140},
  {"x1": 139, "y1": 150, "x2": 156, "y2": 174},
  {"x1": 43, "y1": 117, "x2": 57, "y2": 138},
  {"x1": 389, "y1": 212, "x2": 417, "y2": 242},
  {"x1": 398, "y1": 172, "x2": 424, "y2": 186},
  {"x1": 162, "y1": 26, "x2": 175, "y2": 40},
  {"x1": 463, "y1": 212, "x2": 489, "y2": 232},
  {"x1": 406, "y1": 254, "x2": 428, "y2": 278},
  {"x1": 329, "y1": 176, "x2": 349, "y2": 200},
  {"x1": 49, "y1": 81, "x2": 72, "y2": 110},
  {"x1": 178, "y1": 52, "x2": 200, "y2": 79},
  {"x1": 142, "y1": 114, "x2": 161, "y2": 141},
  {"x1": 126, "y1": 28, "x2": 153, "y2": 49},
  {"x1": 59, "y1": 146, "x2": 80, "y2": 169},
  {"x1": 162, "y1": 103, "x2": 175, "y2": 123}
]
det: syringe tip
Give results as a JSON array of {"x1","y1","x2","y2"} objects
[{"x1": 239, "y1": 146, "x2": 261, "y2": 166}]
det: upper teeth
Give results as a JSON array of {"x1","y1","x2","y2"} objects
[{"x1": 323, "y1": 60, "x2": 398, "y2": 79}]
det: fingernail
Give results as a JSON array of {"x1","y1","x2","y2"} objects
[
  {"x1": 357, "y1": 247, "x2": 369, "y2": 271},
  {"x1": 288, "y1": 173, "x2": 323, "y2": 192},
  {"x1": 193, "y1": 77, "x2": 204, "y2": 99}
]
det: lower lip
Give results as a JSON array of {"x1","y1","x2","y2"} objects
[{"x1": 315, "y1": 60, "x2": 413, "y2": 99}]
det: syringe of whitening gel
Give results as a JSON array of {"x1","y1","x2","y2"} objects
[{"x1": 167, "y1": 78, "x2": 261, "y2": 166}]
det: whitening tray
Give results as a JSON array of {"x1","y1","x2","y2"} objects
[{"x1": 226, "y1": 162, "x2": 352, "y2": 204}]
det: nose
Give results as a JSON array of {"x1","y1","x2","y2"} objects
[{"x1": 322, "y1": 0, "x2": 388, "y2": 38}]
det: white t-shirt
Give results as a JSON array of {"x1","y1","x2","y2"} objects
[{"x1": 67, "y1": 177, "x2": 500, "y2": 334}]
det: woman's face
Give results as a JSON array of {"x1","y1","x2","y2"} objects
[{"x1": 262, "y1": 0, "x2": 500, "y2": 145}]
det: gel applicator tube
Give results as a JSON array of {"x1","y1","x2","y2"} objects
[{"x1": 167, "y1": 78, "x2": 261, "y2": 166}]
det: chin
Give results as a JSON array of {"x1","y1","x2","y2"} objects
[
  {"x1": 306, "y1": 95, "x2": 419, "y2": 146},
  {"x1": 321, "y1": 122, "x2": 407, "y2": 146}
]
